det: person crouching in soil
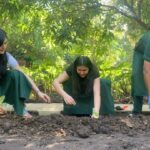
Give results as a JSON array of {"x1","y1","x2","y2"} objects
[
  {"x1": 53, "y1": 56, "x2": 114, "y2": 119},
  {"x1": 0, "y1": 28, "x2": 50, "y2": 119}
]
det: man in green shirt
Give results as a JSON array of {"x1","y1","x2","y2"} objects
[{"x1": 131, "y1": 32, "x2": 150, "y2": 115}]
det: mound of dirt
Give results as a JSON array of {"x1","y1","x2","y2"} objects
[
  {"x1": 1, "y1": 113, "x2": 150, "y2": 150},
  {"x1": 0, "y1": 113, "x2": 150, "y2": 138}
]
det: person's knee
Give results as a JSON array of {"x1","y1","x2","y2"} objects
[
  {"x1": 8, "y1": 70, "x2": 20, "y2": 76},
  {"x1": 10, "y1": 70, "x2": 25, "y2": 79}
]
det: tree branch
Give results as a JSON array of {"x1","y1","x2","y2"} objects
[
  {"x1": 124, "y1": 0, "x2": 136, "y2": 15},
  {"x1": 99, "y1": 2, "x2": 150, "y2": 30},
  {"x1": 137, "y1": 0, "x2": 142, "y2": 18}
]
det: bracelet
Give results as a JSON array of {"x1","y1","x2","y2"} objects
[{"x1": 92, "y1": 108, "x2": 99, "y2": 118}]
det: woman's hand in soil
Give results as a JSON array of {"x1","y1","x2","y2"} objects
[
  {"x1": 63, "y1": 94, "x2": 76, "y2": 105},
  {"x1": 37, "y1": 91, "x2": 51, "y2": 103},
  {"x1": 91, "y1": 108, "x2": 99, "y2": 119}
]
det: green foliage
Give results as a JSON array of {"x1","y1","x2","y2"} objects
[
  {"x1": 22, "y1": 56, "x2": 65, "y2": 93},
  {"x1": 1, "y1": 0, "x2": 149, "y2": 101}
]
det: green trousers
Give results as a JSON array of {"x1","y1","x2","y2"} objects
[
  {"x1": 0, "y1": 70, "x2": 32, "y2": 115},
  {"x1": 131, "y1": 52, "x2": 147, "y2": 113},
  {"x1": 63, "y1": 78, "x2": 114, "y2": 115},
  {"x1": 132, "y1": 96, "x2": 143, "y2": 114}
]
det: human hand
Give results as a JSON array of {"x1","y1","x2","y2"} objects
[
  {"x1": 63, "y1": 94, "x2": 76, "y2": 105},
  {"x1": 148, "y1": 96, "x2": 150, "y2": 109},
  {"x1": 37, "y1": 91, "x2": 51, "y2": 103},
  {"x1": 91, "y1": 108, "x2": 99, "y2": 119}
]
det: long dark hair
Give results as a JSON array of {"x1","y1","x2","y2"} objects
[
  {"x1": 71, "y1": 56, "x2": 99, "y2": 97},
  {"x1": 0, "y1": 29, "x2": 8, "y2": 78}
]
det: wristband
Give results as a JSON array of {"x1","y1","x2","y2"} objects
[{"x1": 92, "y1": 108, "x2": 99, "y2": 119}]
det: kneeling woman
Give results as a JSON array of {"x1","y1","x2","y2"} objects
[
  {"x1": 0, "y1": 28, "x2": 50, "y2": 118},
  {"x1": 53, "y1": 56, "x2": 114, "y2": 118}
]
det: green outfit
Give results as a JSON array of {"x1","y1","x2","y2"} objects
[
  {"x1": 62, "y1": 65, "x2": 114, "y2": 115},
  {"x1": 132, "y1": 32, "x2": 150, "y2": 113},
  {"x1": 63, "y1": 78, "x2": 114, "y2": 115},
  {"x1": 0, "y1": 70, "x2": 32, "y2": 115}
]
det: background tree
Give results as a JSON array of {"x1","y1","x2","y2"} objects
[{"x1": 0, "y1": 0, "x2": 149, "y2": 101}]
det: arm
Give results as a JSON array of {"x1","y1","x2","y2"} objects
[
  {"x1": 53, "y1": 71, "x2": 76, "y2": 105},
  {"x1": 15, "y1": 65, "x2": 50, "y2": 103},
  {"x1": 7, "y1": 52, "x2": 50, "y2": 102},
  {"x1": 93, "y1": 77, "x2": 101, "y2": 113},
  {"x1": 143, "y1": 61, "x2": 150, "y2": 95}
]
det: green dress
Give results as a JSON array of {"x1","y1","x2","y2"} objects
[
  {"x1": 132, "y1": 32, "x2": 150, "y2": 113},
  {"x1": 0, "y1": 70, "x2": 32, "y2": 115},
  {"x1": 62, "y1": 65, "x2": 114, "y2": 115}
]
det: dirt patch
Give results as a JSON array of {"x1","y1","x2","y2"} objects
[{"x1": 0, "y1": 113, "x2": 150, "y2": 150}]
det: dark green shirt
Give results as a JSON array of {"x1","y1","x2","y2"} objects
[
  {"x1": 66, "y1": 64, "x2": 99, "y2": 97},
  {"x1": 135, "y1": 32, "x2": 150, "y2": 62}
]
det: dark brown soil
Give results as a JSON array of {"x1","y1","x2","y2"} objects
[{"x1": 0, "y1": 113, "x2": 150, "y2": 150}]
